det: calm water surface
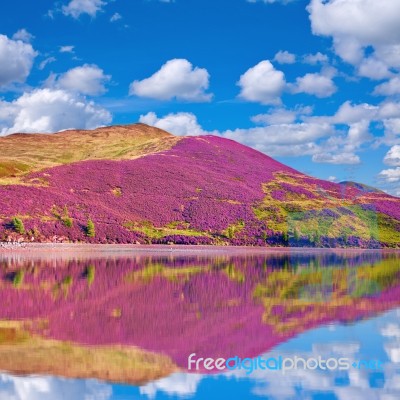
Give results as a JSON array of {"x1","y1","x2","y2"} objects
[{"x1": 0, "y1": 248, "x2": 399, "y2": 399}]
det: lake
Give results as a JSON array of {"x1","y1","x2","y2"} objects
[{"x1": 0, "y1": 246, "x2": 399, "y2": 399}]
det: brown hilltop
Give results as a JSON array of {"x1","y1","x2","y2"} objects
[{"x1": 0, "y1": 123, "x2": 181, "y2": 184}]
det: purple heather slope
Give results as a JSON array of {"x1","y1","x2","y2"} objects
[
  {"x1": 0, "y1": 134, "x2": 294, "y2": 240},
  {"x1": 0, "y1": 126, "x2": 399, "y2": 245}
]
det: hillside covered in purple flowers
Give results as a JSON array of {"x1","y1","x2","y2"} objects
[{"x1": 1, "y1": 123, "x2": 399, "y2": 248}]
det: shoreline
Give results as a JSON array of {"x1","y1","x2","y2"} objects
[{"x1": 0, "y1": 242, "x2": 398, "y2": 255}]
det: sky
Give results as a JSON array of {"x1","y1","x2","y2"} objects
[{"x1": 1, "y1": 0, "x2": 400, "y2": 195}]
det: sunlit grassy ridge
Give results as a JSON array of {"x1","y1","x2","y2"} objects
[{"x1": 0, "y1": 124, "x2": 180, "y2": 185}]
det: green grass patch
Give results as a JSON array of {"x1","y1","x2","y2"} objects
[
  {"x1": 223, "y1": 220, "x2": 245, "y2": 239},
  {"x1": 124, "y1": 220, "x2": 206, "y2": 239}
]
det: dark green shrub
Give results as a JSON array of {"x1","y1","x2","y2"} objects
[
  {"x1": 12, "y1": 217, "x2": 25, "y2": 234},
  {"x1": 58, "y1": 206, "x2": 73, "y2": 227},
  {"x1": 86, "y1": 218, "x2": 95, "y2": 237},
  {"x1": 62, "y1": 216, "x2": 73, "y2": 228}
]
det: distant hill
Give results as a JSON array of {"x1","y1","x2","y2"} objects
[
  {"x1": 339, "y1": 181, "x2": 384, "y2": 194},
  {"x1": 0, "y1": 124, "x2": 399, "y2": 247}
]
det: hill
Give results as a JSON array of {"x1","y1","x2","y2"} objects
[{"x1": 0, "y1": 124, "x2": 399, "y2": 248}]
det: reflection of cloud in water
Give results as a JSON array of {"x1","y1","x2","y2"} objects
[
  {"x1": 312, "y1": 342, "x2": 360, "y2": 356},
  {"x1": 381, "y1": 324, "x2": 400, "y2": 338},
  {"x1": 0, "y1": 375, "x2": 112, "y2": 400},
  {"x1": 250, "y1": 368, "x2": 333, "y2": 399},
  {"x1": 140, "y1": 373, "x2": 203, "y2": 399},
  {"x1": 383, "y1": 319, "x2": 400, "y2": 365},
  {"x1": 232, "y1": 362, "x2": 400, "y2": 400},
  {"x1": 139, "y1": 363, "x2": 400, "y2": 400},
  {"x1": 335, "y1": 387, "x2": 380, "y2": 400},
  {"x1": 138, "y1": 308, "x2": 400, "y2": 400},
  {"x1": 385, "y1": 342, "x2": 400, "y2": 363}
]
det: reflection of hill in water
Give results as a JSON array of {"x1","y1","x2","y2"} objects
[{"x1": 0, "y1": 250, "x2": 399, "y2": 382}]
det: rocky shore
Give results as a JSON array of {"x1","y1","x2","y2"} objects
[{"x1": 0, "y1": 241, "x2": 27, "y2": 250}]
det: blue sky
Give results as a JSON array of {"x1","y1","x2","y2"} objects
[{"x1": 1, "y1": 0, "x2": 400, "y2": 194}]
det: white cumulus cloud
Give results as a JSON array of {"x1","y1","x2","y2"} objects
[
  {"x1": 0, "y1": 34, "x2": 37, "y2": 88},
  {"x1": 39, "y1": 57, "x2": 56, "y2": 70},
  {"x1": 358, "y1": 57, "x2": 393, "y2": 80},
  {"x1": 130, "y1": 59, "x2": 212, "y2": 102},
  {"x1": 312, "y1": 152, "x2": 360, "y2": 165},
  {"x1": 55, "y1": 64, "x2": 111, "y2": 96},
  {"x1": 238, "y1": 60, "x2": 285, "y2": 105},
  {"x1": 384, "y1": 145, "x2": 400, "y2": 166},
  {"x1": 332, "y1": 101, "x2": 378, "y2": 124},
  {"x1": 252, "y1": 109, "x2": 297, "y2": 125},
  {"x1": 303, "y1": 52, "x2": 329, "y2": 65},
  {"x1": 139, "y1": 111, "x2": 209, "y2": 136},
  {"x1": 0, "y1": 88, "x2": 111, "y2": 135},
  {"x1": 379, "y1": 167, "x2": 400, "y2": 183},
  {"x1": 308, "y1": 0, "x2": 400, "y2": 71},
  {"x1": 273, "y1": 50, "x2": 296, "y2": 64},
  {"x1": 292, "y1": 72, "x2": 337, "y2": 98},
  {"x1": 110, "y1": 12, "x2": 122, "y2": 22},
  {"x1": 251, "y1": 106, "x2": 312, "y2": 125},
  {"x1": 12, "y1": 29, "x2": 34, "y2": 43},
  {"x1": 59, "y1": 45, "x2": 75, "y2": 53},
  {"x1": 374, "y1": 77, "x2": 400, "y2": 97},
  {"x1": 62, "y1": 0, "x2": 106, "y2": 18}
]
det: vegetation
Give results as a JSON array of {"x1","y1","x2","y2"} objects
[
  {"x1": 124, "y1": 220, "x2": 205, "y2": 239},
  {"x1": 11, "y1": 217, "x2": 25, "y2": 235},
  {"x1": 0, "y1": 130, "x2": 399, "y2": 247},
  {"x1": 62, "y1": 216, "x2": 73, "y2": 228},
  {"x1": 112, "y1": 187, "x2": 122, "y2": 197},
  {"x1": 223, "y1": 220, "x2": 245, "y2": 239},
  {"x1": 0, "y1": 124, "x2": 180, "y2": 185},
  {"x1": 62, "y1": 207, "x2": 73, "y2": 228},
  {"x1": 51, "y1": 205, "x2": 74, "y2": 228},
  {"x1": 86, "y1": 218, "x2": 95, "y2": 237}
]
